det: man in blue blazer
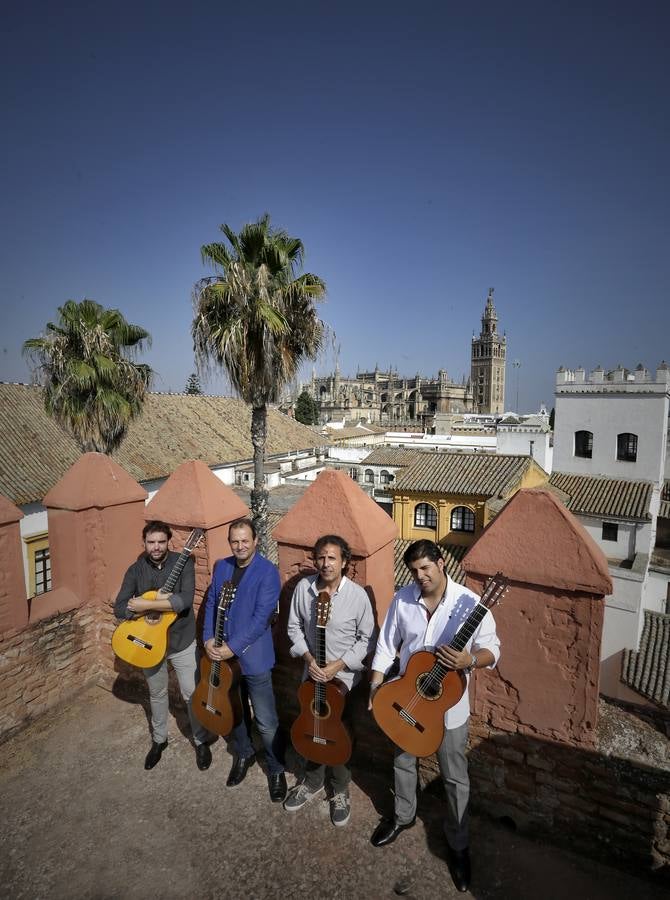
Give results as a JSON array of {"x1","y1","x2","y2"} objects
[{"x1": 203, "y1": 517, "x2": 287, "y2": 802}]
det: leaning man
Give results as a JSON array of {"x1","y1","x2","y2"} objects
[{"x1": 369, "y1": 539, "x2": 500, "y2": 893}]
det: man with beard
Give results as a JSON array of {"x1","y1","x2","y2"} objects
[{"x1": 114, "y1": 520, "x2": 212, "y2": 771}]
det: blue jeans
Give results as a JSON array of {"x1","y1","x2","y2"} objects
[{"x1": 231, "y1": 670, "x2": 285, "y2": 775}]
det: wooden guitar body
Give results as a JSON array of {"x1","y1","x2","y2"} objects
[
  {"x1": 111, "y1": 590, "x2": 177, "y2": 669},
  {"x1": 192, "y1": 655, "x2": 243, "y2": 738},
  {"x1": 372, "y1": 650, "x2": 466, "y2": 758},
  {"x1": 291, "y1": 677, "x2": 353, "y2": 766}
]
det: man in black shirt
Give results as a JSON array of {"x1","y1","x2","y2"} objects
[{"x1": 114, "y1": 520, "x2": 211, "y2": 770}]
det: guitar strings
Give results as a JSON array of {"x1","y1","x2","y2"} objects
[{"x1": 395, "y1": 579, "x2": 507, "y2": 719}]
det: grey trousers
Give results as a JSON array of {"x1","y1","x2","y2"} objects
[
  {"x1": 143, "y1": 640, "x2": 209, "y2": 746},
  {"x1": 393, "y1": 720, "x2": 470, "y2": 851},
  {"x1": 304, "y1": 761, "x2": 351, "y2": 795}
]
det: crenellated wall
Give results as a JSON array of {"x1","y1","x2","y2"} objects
[{"x1": 0, "y1": 461, "x2": 667, "y2": 873}]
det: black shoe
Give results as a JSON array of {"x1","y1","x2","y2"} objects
[
  {"x1": 144, "y1": 740, "x2": 168, "y2": 770},
  {"x1": 370, "y1": 816, "x2": 416, "y2": 847},
  {"x1": 226, "y1": 754, "x2": 255, "y2": 787},
  {"x1": 196, "y1": 743, "x2": 212, "y2": 771},
  {"x1": 268, "y1": 772, "x2": 287, "y2": 803},
  {"x1": 446, "y1": 846, "x2": 471, "y2": 893}
]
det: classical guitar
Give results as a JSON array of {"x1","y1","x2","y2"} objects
[
  {"x1": 111, "y1": 528, "x2": 204, "y2": 668},
  {"x1": 290, "y1": 591, "x2": 353, "y2": 766},
  {"x1": 192, "y1": 581, "x2": 243, "y2": 738},
  {"x1": 372, "y1": 573, "x2": 508, "y2": 758}
]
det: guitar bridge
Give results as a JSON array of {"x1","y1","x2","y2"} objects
[
  {"x1": 201, "y1": 702, "x2": 221, "y2": 717},
  {"x1": 303, "y1": 734, "x2": 334, "y2": 746},
  {"x1": 127, "y1": 635, "x2": 153, "y2": 650},
  {"x1": 392, "y1": 702, "x2": 425, "y2": 733}
]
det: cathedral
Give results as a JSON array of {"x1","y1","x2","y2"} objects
[{"x1": 299, "y1": 290, "x2": 506, "y2": 426}]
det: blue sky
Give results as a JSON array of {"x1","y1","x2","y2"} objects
[{"x1": 1, "y1": 1, "x2": 668, "y2": 412}]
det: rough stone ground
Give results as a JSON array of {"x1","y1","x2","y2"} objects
[{"x1": 0, "y1": 684, "x2": 667, "y2": 900}]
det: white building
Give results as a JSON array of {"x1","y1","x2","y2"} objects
[{"x1": 550, "y1": 363, "x2": 670, "y2": 703}]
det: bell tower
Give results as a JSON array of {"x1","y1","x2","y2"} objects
[{"x1": 471, "y1": 288, "x2": 506, "y2": 413}]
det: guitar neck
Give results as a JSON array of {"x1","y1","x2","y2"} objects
[
  {"x1": 162, "y1": 548, "x2": 192, "y2": 593},
  {"x1": 315, "y1": 623, "x2": 327, "y2": 669},
  {"x1": 431, "y1": 602, "x2": 489, "y2": 680}
]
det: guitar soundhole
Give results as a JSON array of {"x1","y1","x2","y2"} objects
[
  {"x1": 310, "y1": 699, "x2": 331, "y2": 720},
  {"x1": 416, "y1": 673, "x2": 442, "y2": 701},
  {"x1": 144, "y1": 611, "x2": 161, "y2": 625}
]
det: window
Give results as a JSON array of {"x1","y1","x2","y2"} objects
[
  {"x1": 414, "y1": 503, "x2": 437, "y2": 529},
  {"x1": 349, "y1": 467, "x2": 358, "y2": 481},
  {"x1": 602, "y1": 522, "x2": 618, "y2": 542},
  {"x1": 451, "y1": 506, "x2": 475, "y2": 532},
  {"x1": 380, "y1": 470, "x2": 391, "y2": 484},
  {"x1": 364, "y1": 469, "x2": 374, "y2": 484},
  {"x1": 617, "y1": 433, "x2": 638, "y2": 462},
  {"x1": 25, "y1": 532, "x2": 51, "y2": 596},
  {"x1": 574, "y1": 430, "x2": 593, "y2": 458}
]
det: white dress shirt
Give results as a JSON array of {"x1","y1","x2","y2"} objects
[{"x1": 372, "y1": 574, "x2": 500, "y2": 730}]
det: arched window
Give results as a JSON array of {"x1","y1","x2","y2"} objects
[
  {"x1": 574, "y1": 430, "x2": 593, "y2": 459},
  {"x1": 617, "y1": 433, "x2": 638, "y2": 462},
  {"x1": 451, "y1": 506, "x2": 475, "y2": 532},
  {"x1": 380, "y1": 469, "x2": 391, "y2": 484},
  {"x1": 364, "y1": 469, "x2": 374, "y2": 484},
  {"x1": 414, "y1": 503, "x2": 437, "y2": 529}
]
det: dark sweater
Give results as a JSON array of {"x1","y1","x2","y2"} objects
[{"x1": 114, "y1": 551, "x2": 196, "y2": 654}]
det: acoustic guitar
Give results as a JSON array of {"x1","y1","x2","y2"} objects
[
  {"x1": 290, "y1": 591, "x2": 353, "y2": 767},
  {"x1": 372, "y1": 572, "x2": 508, "y2": 758},
  {"x1": 111, "y1": 528, "x2": 204, "y2": 668},
  {"x1": 192, "y1": 581, "x2": 243, "y2": 738}
]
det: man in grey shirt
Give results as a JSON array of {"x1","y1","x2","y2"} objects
[{"x1": 284, "y1": 534, "x2": 375, "y2": 827}]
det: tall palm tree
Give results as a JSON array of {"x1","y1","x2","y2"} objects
[
  {"x1": 24, "y1": 299, "x2": 153, "y2": 454},
  {"x1": 192, "y1": 214, "x2": 326, "y2": 551}
]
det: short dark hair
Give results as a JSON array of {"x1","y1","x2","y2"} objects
[
  {"x1": 313, "y1": 534, "x2": 352, "y2": 573},
  {"x1": 403, "y1": 539, "x2": 443, "y2": 568},
  {"x1": 228, "y1": 517, "x2": 257, "y2": 539},
  {"x1": 143, "y1": 520, "x2": 172, "y2": 541}
]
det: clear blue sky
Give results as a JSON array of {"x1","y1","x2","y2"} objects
[{"x1": 1, "y1": 1, "x2": 668, "y2": 412}]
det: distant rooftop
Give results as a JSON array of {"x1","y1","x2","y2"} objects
[
  {"x1": 549, "y1": 471, "x2": 653, "y2": 521},
  {"x1": 0, "y1": 383, "x2": 324, "y2": 506},
  {"x1": 391, "y1": 451, "x2": 541, "y2": 497}
]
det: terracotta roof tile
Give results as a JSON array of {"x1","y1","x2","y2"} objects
[
  {"x1": 392, "y1": 451, "x2": 536, "y2": 497},
  {"x1": 361, "y1": 447, "x2": 420, "y2": 467},
  {"x1": 621, "y1": 610, "x2": 670, "y2": 707},
  {"x1": 0, "y1": 383, "x2": 323, "y2": 505},
  {"x1": 549, "y1": 471, "x2": 653, "y2": 521}
]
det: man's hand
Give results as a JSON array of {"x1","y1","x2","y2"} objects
[
  {"x1": 307, "y1": 658, "x2": 345, "y2": 683},
  {"x1": 127, "y1": 596, "x2": 150, "y2": 615},
  {"x1": 368, "y1": 681, "x2": 381, "y2": 711},
  {"x1": 435, "y1": 645, "x2": 474, "y2": 671},
  {"x1": 205, "y1": 638, "x2": 235, "y2": 661}
]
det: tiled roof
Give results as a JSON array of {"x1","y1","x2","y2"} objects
[
  {"x1": 326, "y1": 426, "x2": 377, "y2": 441},
  {"x1": 621, "y1": 610, "x2": 670, "y2": 708},
  {"x1": 659, "y1": 500, "x2": 670, "y2": 520},
  {"x1": 0, "y1": 383, "x2": 323, "y2": 505},
  {"x1": 394, "y1": 540, "x2": 467, "y2": 587},
  {"x1": 391, "y1": 451, "x2": 535, "y2": 497},
  {"x1": 548, "y1": 472, "x2": 653, "y2": 521},
  {"x1": 361, "y1": 447, "x2": 421, "y2": 467}
]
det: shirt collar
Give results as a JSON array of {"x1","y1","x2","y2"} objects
[
  {"x1": 309, "y1": 573, "x2": 349, "y2": 596},
  {"x1": 411, "y1": 572, "x2": 453, "y2": 609}
]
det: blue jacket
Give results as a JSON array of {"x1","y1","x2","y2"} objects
[{"x1": 202, "y1": 552, "x2": 281, "y2": 676}]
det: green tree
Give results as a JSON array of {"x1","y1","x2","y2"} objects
[
  {"x1": 184, "y1": 372, "x2": 203, "y2": 394},
  {"x1": 294, "y1": 389, "x2": 319, "y2": 425},
  {"x1": 23, "y1": 299, "x2": 153, "y2": 453},
  {"x1": 192, "y1": 214, "x2": 326, "y2": 551}
]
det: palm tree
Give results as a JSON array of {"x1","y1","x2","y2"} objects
[
  {"x1": 192, "y1": 214, "x2": 326, "y2": 551},
  {"x1": 24, "y1": 299, "x2": 153, "y2": 454}
]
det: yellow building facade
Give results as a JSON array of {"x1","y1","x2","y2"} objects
[{"x1": 390, "y1": 455, "x2": 548, "y2": 547}]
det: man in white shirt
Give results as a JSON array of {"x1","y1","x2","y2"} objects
[{"x1": 368, "y1": 539, "x2": 500, "y2": 893}]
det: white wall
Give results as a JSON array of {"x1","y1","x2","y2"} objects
[
  {"x1": 496, "y1": 428, "x2": 552, "y2": 472},
  {"x1": 553, "y1": 392, "x2": 669, "y2": 483}
]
